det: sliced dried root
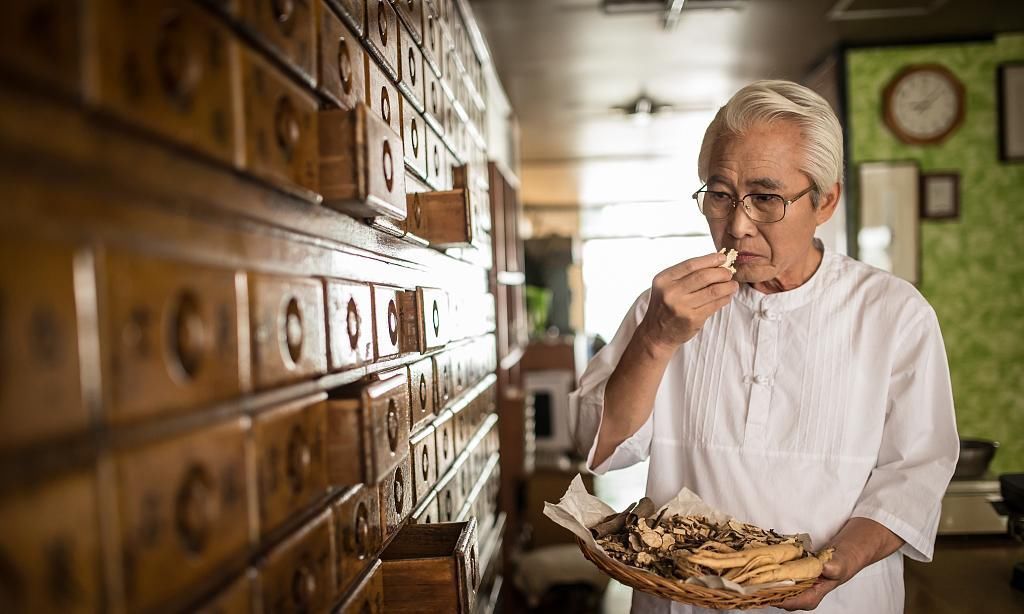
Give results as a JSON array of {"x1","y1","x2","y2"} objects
[{"x1": 687, "y1": 543, "x2": 804, "y2": 570}]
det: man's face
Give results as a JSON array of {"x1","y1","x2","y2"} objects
[{"x1": 704, "y1": 121, "x2": 836, "y2": 287}]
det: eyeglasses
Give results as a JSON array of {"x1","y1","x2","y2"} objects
[{"x1": 692, "y1": 183, "x2": 815, "y2": 224}]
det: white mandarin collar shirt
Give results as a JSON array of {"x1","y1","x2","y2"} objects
[{"x1": 569, "y1": 246, "x2": 958, "y2": 614}]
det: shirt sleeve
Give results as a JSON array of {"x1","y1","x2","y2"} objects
[
  {"x1": 851, "y1": 306, "x2": 959, "y2": 562},
  {"x1": 568, "y1": 290, "x2": 655, "y2": 475}
]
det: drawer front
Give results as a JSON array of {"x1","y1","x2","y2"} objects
[
  {"x1": 241, "y1": 49, "x2": 319, "y2": 194},
  {"x1": 337, "y1": 560, "x2": 384, "y2": 614},
  {"x1": 405, "y1": 189, "x2": 473, "y2": 248},
  {"x1": 367, "y1": 369, "x2": 412, "y2": 482},
  {"x1": 0, "y1": 238, "x2": 87, "y2": 448},
  {"x1": 400, "y1": 96, "x2": 428, "y2": 180},
  {"x1": 407, "y1": 357, "x2": 435, "y2": 430},
  {"x1": 259, "y1": 509, "x2": 335, "y2": 614},
  {"x1": 422, "y1": 4, "x2": 443, "y2": 76},
  {"x1": 417, "y1": 287, "x2": 450, "y2": 351},
  {"x1": 364, "y1": 0, "x2": 399, "y2": 80},
  {"x1": 370, "y1": 284, "x2": 404, "y2": 360},
  {"x1": 238, "y1": 0, "x2": 316, "y2": 81},
  {"x1": 249, "y1": 274, "x2": 327, "y2": 389},
  {"x1": 325, "y1": 280, "x2": 373, "y2": 371},
  {"x1": 0, "y1": 0, "x2": 81, "y2": 94},
  {"x1": 116, "y1": 418, "x2": 250, "y2": 611},
  {"x1": 432, "y1": 352, "x2": 452, "y2": 409},
  {"x1": 436, "y1": 476, "x2": 458, "y2": 523},
  {"x1": 254, "y1": 397, "x2": 328, "y2": 535},
  {"x1": 412, "y1": 490, "x2": 437, "y2": 524},
  {"x1": 88, "y1": 0, "x2": 239, "y2": 165},
  {"x1": 452, "y1": 404, "x2": 468, "y2": 458},
  {"x1": 318, "y1": 1, "x2": 366, "y2": 110},
  {"x1": 103, "y1": 249, "x2": 241, "y2": 424},
  {"x1": 393, "y1": 0, "x2": 424, "y2": 45},
  {"x1": 194, "y1": 570, "x2": 256, "y2": 614},
  {"x1": 423, "y1": 64, "x2": 445, "y2": 132},
  {"x1": 425, "y1": 123, "x2": 449, "y2": 190},
  {"x1": 398, "y1": 21, "x2": 425, "y2": 111},
  {"x1": 319, "y1": 104, "x2": 407, "y2": 219},
  {"x1": 0, "y1": 471, "x2": 101, "y2": 614},
  {"x1": 378, "y1": 452, "x2": 411, "y2": 541},
  {"x1": 327, "y1": 0, "x2": 365, "y2": 35},
  {"x1": 364, "y1": 57, "x2": 400, "y2": 135},
  {"x1": 409, "y1": 425, "x2": 436, "y2": 506},
  {"x1": 332, "y1": 485, "x2": 382, "y2": 595},
  {"x1": 433, "y1": 410, "x2": 455, "y2": 476}
]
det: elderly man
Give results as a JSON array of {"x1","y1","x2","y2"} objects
[{"x1": 569, "y1": 80, "x2": 958, "y2": 613}]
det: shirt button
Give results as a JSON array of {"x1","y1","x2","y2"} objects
[
  {"x1": 754, "y1": 374, "x2": 770, "y2": 385},
  {"x1": 762, "y1": 310, "x2": 780, "y2": 321}
]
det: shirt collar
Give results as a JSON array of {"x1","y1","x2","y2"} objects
[{"x1": 734, "y1": 238, "x2": 836, "y2": 314}]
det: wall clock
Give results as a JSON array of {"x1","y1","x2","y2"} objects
[{"x1": 883, "y1": 64, "x2": 965, "y2": 145}]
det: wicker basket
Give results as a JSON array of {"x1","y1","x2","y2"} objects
[{"x1": 578, "y1": 538, "x2": 817, "y2": 610}]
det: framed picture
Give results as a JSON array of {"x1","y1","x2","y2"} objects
[
  {"x1": 857, "y1": 160, "x2": 920, "y2": 285},
  {"x1": 921, "y1": 172, "x2": 960, "y2": 220},
  {"x1": 998, "y1": 62, "x2": 1024, "y2": 162}
]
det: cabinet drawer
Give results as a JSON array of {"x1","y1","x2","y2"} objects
[
  {"x1": 332, "y1": 485, "x2": 382, "y2": 596},
  {"x1": 116, "y1": 418, "x2": 251, "y2": 611},
  {"x1": 254, "y1": 397, "x2": 328, "y2": 535},
  {"x1": 194, "y1": 570, "x2": 258, "y2": 614},
  {"x1": 326, "y1": 368, "x2": 410, "y2": 485},
  {"x1": 381, "y1": 520, "x2": 479, "y2": 614},
  {"x1": 325, "y1": 280, "x2": 374, "y2": 371},
  {"x1": 240, "y1": 48, "x2": 319, "y2": 195},
  {"x1": 407, "y1": 357, "x2": 435, "y2": 430},
  {"x1": 249, "y1": 273, "x2": 327, "y2": 389},
  {"x1": 370, "y1": 284, "x2": 406, "y2": 359},
  {"x1": 320, "y1": 104, "x2": 407, "y2": 219},
  {"x1": 378, "y1": 451, "x2": 412, "y2": 541},
  {"x1": 364, "y1": 0, "x2": 399, "y2": 80},
  {"x1": 0, "y1": 238, "x2": 88, "y2": 448},
  {"x1": 237, "y1": 0, "x2": 316, "y2": 82},
  {"x1": 412, "y1": 490, "x2": 438, "y2": 524},
  {"x1": 398, "y1": 21, "x2": 425, "y2": 112},
  {"x1": 423, "y1": 64, "x2": 445, "y2": 133},
  {"x1": 326, "y1": 0, "x2": 365, "y2": 35},
  {"x1": 425, "y1": 123, "x2": 449, "y2": 190},
  {"x1": 0, "y1": 471, "x2": 101, "y2": 614},
  {"x1": 336, "y1": 559, "x2": 384, "y2": 614},
  {"x1": 399, "y1": 286, "x2": 449, "y2": 353},
  {"x1": 404, "y1": 188, "x2": 473, "y2": 247},
  {"x1": 409, "y1": 425, "x2": 436, "y2": 506},
  {"x1": 433, "y1": 409, "x2": 455, "y2": 477},
  {"x1": 258, "y1": 509, "x2": 335, "y2": 614},
  {"x1": 422, "y1": 3, "x2": 443, "y2": 77},
  {"x1": 400, "y1": 96, "x2": 428, "y2": 180},
  {"x1": 0, "y1": 0, "x2": 81, "y2": 95},
  {"x1": 318, "y1": 1, "x2": 366, "y2": 110},
  {"x1": 432, "y1": 351, "x2": 453, "y2": 409},
  {"x1": 393, "y1": 0, "x2": 424, "y2": 46},
  {"x1": 364, "y1": 56, "x2": 401, "y2": 135},
  {"x1": 103, "y1": 249, "x2": 241, "y2": 424},
  {"x1": 87, "y1": 0, "x2": 239, "y2": 165}
]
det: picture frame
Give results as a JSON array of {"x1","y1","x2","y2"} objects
[
  {"x1": 998, "y1": 62, "x2": 1024, "y2": 162},
  {"x1": 857, "y1": 160, "x2": 920, "y2": 285},
  {"x1": 920, "y1": 172, "x2": 960, "y2": 220}
]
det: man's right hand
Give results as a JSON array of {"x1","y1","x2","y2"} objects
[{"x1": 638, "y1": 251, "x2": 739, "y2": 356}]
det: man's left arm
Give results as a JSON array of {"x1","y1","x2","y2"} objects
[{"x1": 782, "y1": 307, "x2": 959, "y2": 611}]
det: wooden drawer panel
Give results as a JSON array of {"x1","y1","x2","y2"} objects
[
  {"x1": 407, "y1": 357, "x2": 435, "y2": 430},
  {"x1": 364, "y1": 0, "x2": 399, "y2": 80},
  {"x1": 364, "y1": 56, "x2": 401, "y2": 135},
  {"x1": 253, "y1": 397, "x2": 328, "y2": 535},
  {"x1": 423, "y1": 63, "x2": 445, "y2": 133},
  {"x1": 432, "y1": 352, "x2": 453, "y2": 410},
  {"x1": 400, "y1": 95, "x2": 427, "y2": 180},
  {"x1": 404, "y1": 188, "x2": 473, "y2": 247},
  {"x1": 0, "y1": 471, "x2": 101, "y2": 614},
  {"x1": 325, "y1": 280, "x2": 374, "y2": 371},
  {"x1": 433, "y1": 409, "x2": 455, "y2": 478},
  {"x1": 425, "y1": 123, "x2": 449, "y2": 190},
  {"x1": 378, "y1": 451, "x2": 412, "y2": 541},
  {"x1": 0, "y1": 238, "x2": 87, "y2": 448},
  {"x1": 393, "y1": 0, "x2": 424, "y2": 46},
  {"x1": 412, "y1": 490, "x2": 437, "y2": 524},
  {"x1": 103, "y1": 249, "x2": 241, "y2": 424},
  {"x1": 240, "y1": 48, "x2": 319, "y2": 195},
  {"x1": 409, "y1": 425, "x2": 436, "y2": 506},
  {"x1": 318, "y1": 1, "x2": 366, "y2": 110},
  {"x1": 398, "y1": 21, "x2": 425, "y2": 112},
  {"x1": 326, "y1": 0, "x2": 365, "y2": 35},
  {"x1": 414, "y1": 287, "x2": 449, "y2": 351},
  {"x1": 0, "y1": 0, "x2": 81, "y2": 95},
  {"x1": 116, "y1": 418, "x2": 250, "y2": 611},
  {"x1": 381, "y1": 520, "x2": 479, "y2": 614},
  {"x1": 337, "y1": 560, "x2": 384, "y2": 614},
  {"x1": 249, "y1": 273, "x2": 327, "y2": 389},
  {"x1": 422, "y1": 3, "x2": 443, "y2": 77},
  {"x1": 87, "y1": 0, "x2": 239, "y2": 165},
  {"x1": 332, "y1": 485, "x2": 382, "y2": 596},
  {"x1": 258, "y1": 509, "x2": 335, "y2": 614},
  {"x1": 194, "y1": 570, "x2": 257, "y2": 614},
  {"x1": 319, "y1": 104, "x2": 407, "y2": 219},
  {"x1": 326, "y1": 369, "x2": 410, "y2": 485},
  {"x1": 370, "y1": 284, "x2": 406, "y2": 359},
  {"x1": 237, "y1": 0, "x2": 316, "y2": 82}
]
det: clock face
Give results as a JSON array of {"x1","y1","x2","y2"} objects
[{"x1": 884, "y1": 66, "x2": 964, "y2": 144}]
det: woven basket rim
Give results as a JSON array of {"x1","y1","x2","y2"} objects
[{"x1": 577, "y1": 537, "x2": 817, "y2": 610}]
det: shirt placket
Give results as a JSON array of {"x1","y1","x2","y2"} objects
[{"x1": 744, "y1": 299, "x2": 780, "y2": 445}]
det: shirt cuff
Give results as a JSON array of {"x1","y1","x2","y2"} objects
[{"x1": 850, "y1": 505, "x2": 935, "y2": 562}]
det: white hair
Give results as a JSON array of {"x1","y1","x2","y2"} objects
[{"x1": 697, "y1": 80, "x2": 844, "y2": 207}]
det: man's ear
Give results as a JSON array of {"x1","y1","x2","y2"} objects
[{"x1": 815, "y1": 182, "x2": 841, "y2": 226}]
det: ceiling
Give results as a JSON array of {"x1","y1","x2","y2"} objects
[{"x1": 469, "y1": 0, "x2": 1024, "y2": 207}]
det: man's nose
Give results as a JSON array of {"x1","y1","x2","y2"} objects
[{"x1": 726, "y1": 202, "x2": 758, "y2": 238}]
